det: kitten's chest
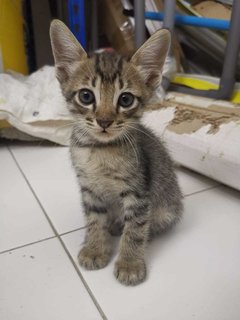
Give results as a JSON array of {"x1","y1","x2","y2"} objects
[{"x1": 71, "y1": 145, "x2": 132, "y2": 192}]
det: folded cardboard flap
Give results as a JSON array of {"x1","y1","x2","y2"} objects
[{"x1": 193, "y1": 1, "x2": 231, "y2": 20}]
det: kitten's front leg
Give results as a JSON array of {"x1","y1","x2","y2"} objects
[
  {"x1": 79, "y1": 188, "x2": 111, "y2": 270},
  {"x1": 114, "y1": 192, "x2": 150, "y2": 285}
]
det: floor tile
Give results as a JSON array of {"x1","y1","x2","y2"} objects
[
  {"x1": 176, "y1": 166, "x2": 218, "y2": 196},
  {"x1": 62, "y1": 186, "x2": 240, "y2": 320},
  {"x1": 0, "y1": 238, "x2": 102, "y2": 320},
  {"x1": 0, "y1": 147, "x2": 54, "y2": 252},
  {"x1": 10, "y1": 144, "x2": 85, "y2": 234}
]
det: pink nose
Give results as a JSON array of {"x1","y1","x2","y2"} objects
[{"x1": 96, "y1": 119, "x2": 114, "y2": 129}]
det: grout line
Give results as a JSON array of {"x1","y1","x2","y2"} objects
[
  {"x1": 7, "y1": 146, "x2": 108, "y2": 320},
  {"x1": 7, "y1": 147, "x2": 62, "y2": 236},
  {"x1": 60, "y1": 226, "x2": 87, "y2": 237},
  {"x1": 184, "y1": 185, "x2": 219, "y2": 198},
  {"x1": 58, "y1": 237, "x2": 108, "y2": 320},
  {"x1": 0, "y1": 224, "x2": 87, "y2": 255},
  {"x1": 0, "y1": 236, "x2": 57, "y2": 255}
]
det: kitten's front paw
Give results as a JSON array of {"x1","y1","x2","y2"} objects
[
  {"x1": 78, "y1": 246, "x2": 110, "y2": 270},
  {"x1": 114, "y1": 258, "x2": 146, "y2": 286}
]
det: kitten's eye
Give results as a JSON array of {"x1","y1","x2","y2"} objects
[
  {"x1": 78, "y1": 89, "x2": 95, "y2": 105},
  {"x1": 118, "y1": 92, "x2": 134, "y2": 108}
]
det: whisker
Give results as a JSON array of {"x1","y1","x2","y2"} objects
[
  {"x1": 125, "y1": 123, "x2": 157, "y2": 143},
  {"x1": 71, "y1": 128, "x2": 89, "y2": 147},
  {"x1": 123, "y1": 131, "x2": 139, "y2": 165},
  {"x1": 55, "y1": 121, "x2": 79, "y2": 131},
  {"x1": 108, "y1": 128, "x2": 123, "y2": 132}
]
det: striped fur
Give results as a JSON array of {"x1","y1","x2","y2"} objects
[{"x1": 50, "y1": 20, "x2": 183, "y2": 286}]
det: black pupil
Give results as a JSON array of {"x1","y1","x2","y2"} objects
[
  {"x1": 79, "y1": 90, "x2": 94, "y2": 104},
  {"x1": 119, "y1": 93, "x2": 134, "y2": 107}
]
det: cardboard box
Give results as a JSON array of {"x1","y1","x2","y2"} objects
[
  {"x1": 193, "y1": 1, "x2": 231, "y2": 20},
  {"x1": 100, "y1": 0, "x2": 135, "y2": 56}
]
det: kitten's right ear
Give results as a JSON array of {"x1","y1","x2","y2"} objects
[
  {"x1": 50, "y1": 19, "x2": 87, "y2": 83},
  {"x1": 130, "y1": 29, "x2": 170, "y2": 89}
]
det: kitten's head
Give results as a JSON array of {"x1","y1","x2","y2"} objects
[{"x1": 50, "y1": 20, "x2": 170, "y2": 144}]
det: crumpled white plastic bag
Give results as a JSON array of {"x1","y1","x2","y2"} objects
[{"x1": 0, "y1": 66, "x2": 73, "y2": 145}]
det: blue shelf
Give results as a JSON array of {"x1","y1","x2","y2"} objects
[{"x1": 68, "y1": 0, "x2": 87, "y2": 48}]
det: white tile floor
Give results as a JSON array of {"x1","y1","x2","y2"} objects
[{"x1": 1, "y1": 141, "x2": 240, "y2": 320}]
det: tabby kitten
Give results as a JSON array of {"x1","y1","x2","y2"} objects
[{"x1": 50, "y1": 20, "x2": 183, "y2": 286}]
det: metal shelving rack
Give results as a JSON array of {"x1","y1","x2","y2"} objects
[{"x1": 134, "y1": 0, "x2": 240, "y2": 100}]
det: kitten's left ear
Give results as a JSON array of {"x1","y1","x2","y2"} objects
[{"x1": 130, "y1": 29, "x2": 171, "y2": 88}]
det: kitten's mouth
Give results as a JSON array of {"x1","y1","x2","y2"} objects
[
  {"x1": 91, "y1": 125, "x2": 124, "y2": 142},
  {"x1": 94, "y1": 128, "x2": 112, "y2": 138},
  {"x1": 91, "y1": 126, "x2": 123, "y2": 143},
  {"x1": 99, "y1": 128, "x2": 114, "y2": 135}
]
